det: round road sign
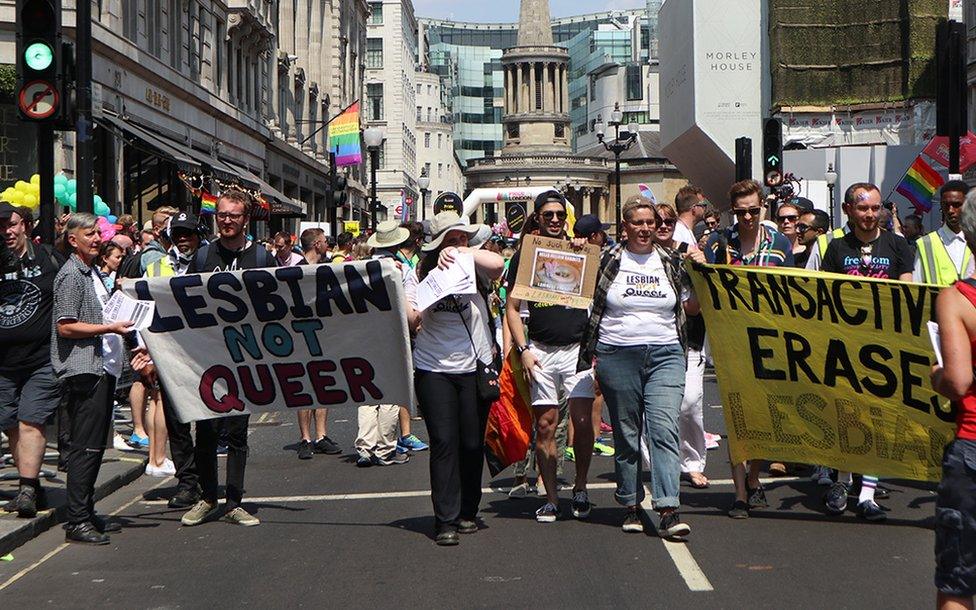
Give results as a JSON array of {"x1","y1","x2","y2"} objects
[{"x1": 18, "y1": 80, "x2": 59, "y2": 120}]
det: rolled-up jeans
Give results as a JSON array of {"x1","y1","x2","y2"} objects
[{"x1": 595, "y1": 341, "x2": 685, "y2": 509}]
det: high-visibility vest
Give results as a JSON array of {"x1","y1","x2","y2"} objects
[
  {"x1": 146, "y1": 256, "x2": 176, "y2": 278},
  {"x1": 915, "y1": 231, "x2": 972, "y2": 286},
  {"x1": 816, "y1": 227, "x2": 848, "y2": 259}
]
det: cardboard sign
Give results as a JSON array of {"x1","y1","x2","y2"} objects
[{"x1": 510, "y1": 236, "x2": 599, "y2": 309}]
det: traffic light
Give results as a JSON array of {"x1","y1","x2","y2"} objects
[
  {"x1": 762, "y1": 118, "x2": 783, "y2": 188},
  {"x1": 15, "y1": 0, "x2": 63, "y2": 122},
  {"x1": 55, "y1": 40, "x2": 75, "y2": 129},
  {"x1": 327, "y1": 174, "x2": 347, "y2": 208}
]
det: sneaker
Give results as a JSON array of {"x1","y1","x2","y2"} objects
[
  {"x1": 6, "y1": 486, "x2": 39, "y2": 518},
  {"x1": 747, "y1": 484, "x2": 768, "y2": 508},
  {"x1": 592, "y1": 441, "x2": 615, "y2": 456},
  {"x1": 435, "y1": 529, "x2": 459, "y2": 546},
  {"x1": 313, "y1": 436, "x2": 342, "y2": 455},
  {"x1": 856, "y1": 499, "x2": 887, "y2": 522},
  {"x1": 622, "y1": 509, "x2": 644, "y2": 533},
  {"x1": 571, "y1": 490, "x2": 591, "y2": 519},
  {"x1": 728, "y1": 500, "x2": 750, "y2": 519},
  {"x1": 599, "y1": 421, "x2": 613, "y2": 434},
  {"x1": 457, "y1": 519, "x2": 478, "y2": 534},
  {"x1": 113, "y1": 433, "x2": 137, "y2": 452},
  {"x1": 825, "y1": 481, "x2": 849, "y2": 515},
  {"x1": 128, "y1": 433, "x2": 149, "y2": 448},
  {"x1": 160, "y1": 458, "x2": 176, "y2": 475},
  {"x1": 65, "y1": 521, "x2": 110, "y2": 545},
  {"x1": 356, "y1": 455, "x2": 373, "y2": 468},
  {"x1": 181, "y1": 500, "x2": 220, "y2": 526},
  {"x1": 398, "y1": 434, "x2": 429, "y2": 452},
  {"x1": 168, "y1": 489, "x2": 201, "y2": 509},
  {"x1": 811, "y1": 465, "x2": 833, "y2": 486},
  {"x1": 565, "y1": 447, "x2": 575, "y2": 462},
  {"x1": 508, "y1": 482, "x2": 530, "y2": 499},
  {"x1": 373, "y1": 452, "x2": 409, "y2": 466},
  {"x1": 535, "y1": 502, "x2": 558, "y2": 523},
  {"x1": 223, "y1": 506, "x2": 260, "y2": 527},
  {"x1": 297, "y1": 440, "x2": 314, "y2": 460},
  {"x1": 658, "y1": 511, "x2": 691, "y2": 539},
  {"x1": 145, "y1": 463, "x2": 170, "y2": 478}
]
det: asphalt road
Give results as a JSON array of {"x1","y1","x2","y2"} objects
[{"x1": 0, "y1": 374, "x2": 937, "y2": 608}]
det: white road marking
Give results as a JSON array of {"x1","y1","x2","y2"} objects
[
  {"x1": 641, "y1": 485, "x2": 714, "y2": 592},
  {"x1": 139, "y1": 478, "x2": 799, "y2": 506},
  {"x1": 0, "y1": 477, "x2": 173, "y2": 592}
]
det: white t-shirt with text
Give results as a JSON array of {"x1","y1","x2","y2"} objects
[{"x1": 598, "y1": 249, "x2": 684, "y2": 346}]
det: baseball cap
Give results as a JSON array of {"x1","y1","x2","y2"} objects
[
  {"x1": 169, "y1": 211, "x2": 201, "y2": 234},
  {"x1": 573, "y1": 213, "x2": 609, "y2": 237},
  {"x1": 0, "y1": 202, "x2": 30, "y2": 222},
  {"x1": 533, "y1": 190, "x2": 567, "y2": 212}
]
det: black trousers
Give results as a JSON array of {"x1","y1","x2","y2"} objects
[
  {"x1": 64, "y1": 373, "x2": 116, "y2": 524},
  {"x1": 195, "y1": 415, "x2": 249, "y2": 508},
  {"x1": 415, "y1": 370, "x2": 488, "y2": 531},
  {"x1": 159, "y1": 383, "x2": 198, "y2": 494}
]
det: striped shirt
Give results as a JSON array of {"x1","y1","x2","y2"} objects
[
  {"x1": 704, "y1": 225, "x2": 794, "y2": 267},
  {"x1": 51, "y1": 254, "x2": 106, "y2": 379}
]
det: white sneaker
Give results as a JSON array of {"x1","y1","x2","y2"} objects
[
  {"x1": 114, "y1": 433, "x2": 136, "y2": 452},
  {"x1": 160, "y1": 458, "x2": 176, "y2": 476},
  {"x1": 144, "y1": 463, "x2": 169, "y2": 478}
]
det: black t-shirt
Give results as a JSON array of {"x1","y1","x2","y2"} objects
[
  {"x1": 821, "y1": 230, "x2": 914, "y2": 279},
  {"x1": 0, "y1": 244, "x2": 63, "y2": 372},
  {"x1": 190, "y1": 241, "x2": 277, "y2": 273},
  {"x1": 505, "y1": 250, "x2": 587, "y2": 346},
  {"x1": 793, "y1": 247, "x2": 812, "y2": 269}
]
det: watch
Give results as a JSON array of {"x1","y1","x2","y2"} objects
[{"x1": 515, "y1": 344, "x2": 527, "y2": 355}]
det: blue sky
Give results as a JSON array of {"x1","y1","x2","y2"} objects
[{"x1": 414, "y1": 0, "x2": 648, "y2": 22}]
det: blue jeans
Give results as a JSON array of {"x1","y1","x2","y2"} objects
[{"x1": 595, "y1": 342, "x2": 685, "y2": 509}]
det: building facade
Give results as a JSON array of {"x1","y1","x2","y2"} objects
[
  {"x1": 0, "y1": 0, "x2": 370, "y2": 235},
  {"x1": 414, "y1": 69, "x2": 464, "y2": 218}
]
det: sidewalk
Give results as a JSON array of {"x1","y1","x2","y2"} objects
[{"x1": 0, "y1": 449, "x2": 147, "y2": 556}]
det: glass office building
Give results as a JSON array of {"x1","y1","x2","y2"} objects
[{"x1": 422, "y1": 9, "x2": 652, "y2": 165}]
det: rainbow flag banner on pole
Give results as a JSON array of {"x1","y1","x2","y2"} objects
[
  {"x1": 895, "y1": 155, "x2": 945, "y2": 212},
  {"x1": 327, "y1": 102, "x2": 362, "y2": 167}
]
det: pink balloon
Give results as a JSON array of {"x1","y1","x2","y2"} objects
[{"x1": 100, "y1": 226, "x2": 117, "y2": 240}]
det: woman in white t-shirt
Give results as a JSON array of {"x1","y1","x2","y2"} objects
[
  {"x1": 577, "y1": 198, "x2": 705, "y2": 538},
  {"x1": 403, "y1": 212, "x2": 505, "y2": 546}
]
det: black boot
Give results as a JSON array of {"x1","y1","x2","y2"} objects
[{"x1": 65, "y1": 522, "x2": 110, "y2": 545}]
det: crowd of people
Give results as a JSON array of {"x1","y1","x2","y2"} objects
[{"x1": 2, "y1": 176, "x2": 975, "y2": 606}]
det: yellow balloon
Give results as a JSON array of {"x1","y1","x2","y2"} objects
[
  {"x1": 7, "y1": 191, "x2": 23, "y2": 204},
  {"x1": 29, "y1": 174, "x2": 40, "y2": 186},
  {"x1": 29, "y1": 183, "x2": 39, "y2": 195},
  {"x1": 15, "y1": 180, "x2": 28, "y2": 191},
  {"x1": 21, "y1": 194, "x2": 37, "y2": 208}
]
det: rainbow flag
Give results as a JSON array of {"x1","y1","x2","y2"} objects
[
  {"x1": 484, "y1": 349, "x2": 534, "y2": 476},
  {"x1": 200, "y1": 191, "x2": 217, "y2": 214},
  {"x1": 327, "y1": 102, "x2": 362, "y2": 167},
  {"x1": 895, "y1": 156, "x2": 944, "y2": 212}
]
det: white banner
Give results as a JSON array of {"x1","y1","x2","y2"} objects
[{"x1": 122, "y1": 260, "x2": 413, "y2": 423}]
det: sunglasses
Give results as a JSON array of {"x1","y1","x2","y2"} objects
[
  {"x1": 540, "y1": 211, "x2": 567, "y2": 220},
  {"x1": 777, "y1": 214, "x2": 798, "y2": 222},
  {"x1": 795, "y1": 223, "x2": 811, "y2": 233},
  {"x1": 657, "y1": 218, "x2": 676, "y2": 227},
  {"x1": 732, "y1": 207, "x2": 763, "y2": 217},
  {"x1": 705, "y1": 219, "x2": 718, "y2": 227}
]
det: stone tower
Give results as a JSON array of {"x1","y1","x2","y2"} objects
[{"x1": 501, "y1": 0, "x2": 570, "y2": 155}]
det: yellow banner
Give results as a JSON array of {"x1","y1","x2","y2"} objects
[{"x1": 688, "y1": 263, "x2": 955, "y2": 482}]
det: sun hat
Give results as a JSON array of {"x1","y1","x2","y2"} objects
[
  {"x1": 366, "y1": 220, "x2": 411, "y2": 249},
  {"x1": 422, "y1": 211, "x2": 480, "y2": 252},
  {"x1": 467, "y1": 224, "x2": 493, "y2": 249}
]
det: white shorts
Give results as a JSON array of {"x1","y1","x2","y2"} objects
[{"x1": 527, "y1": 342, "x2": 595, "y2": 407}]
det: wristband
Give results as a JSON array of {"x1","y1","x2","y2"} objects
[{"x1": 515, "y1": 344, "x2": 527, "y2": 355}]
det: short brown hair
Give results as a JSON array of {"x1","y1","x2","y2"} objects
[
  {"x1": 300, "y1": 227, "x2": 324, "y2": 251},
  {"x1": 217, "y1": 189, "x2": 250, "y2": 213},
  {"x1": 674, "y1": 185, "x2": 704, "y2": 214},
  {"x1": 843, "y1": 182, "x2": 880, "y2": 206},
  {"x1": 655, "y1": 202, "x2": 677, "y2": 219},
  {"x1": 622, "y1": 194, "x2": 655, "y2": 221},
  {"x1": 729, "y1": 180, "x2": 763, "y2": 206}
]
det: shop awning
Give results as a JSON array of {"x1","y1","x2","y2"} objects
[
  {"x1": 97, "y1": 114, "x2": 202, "y2": 175},
  {"x1": 181, "y1": 149, "x2": 261, "y2": 191},
  {"x1": 224, "y1": 161, "x2": 305, "y2": 218}
]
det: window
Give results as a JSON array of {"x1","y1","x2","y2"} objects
[
  {"x1": 424, "y1": 162, "x2": 431, "y2": 177},
  {"x1": 416, "y1": 106, "x2": 422, "y2": 121},
  {"x1": 367, "y1": 83, "x2": 384, "y2": 120},
  {"x1": 369, "y1": 2, "x2": 383, "y2": 25},
  {"x1": 427, "y1": 84, "x2": 433, "y2": 96},
  {"x1": 438, "y1": 163, "x2": 443, "y2": 178},
  {"x1": 366, "y1": 38, "x2": 383, "y2": 68},
  {"x1": 625, "y1": 65, "x2": 643, "y2": 101},
  {"x1": 437, "y1": 133, "x2": 442, "y2": 149},
  {"x1": 123, "y1": 0, "x2": 138, "y2": 41},
  {"x1": 169, "y1": 0, "x2": 182, "y2": 69},
  {"x1": 417, "y1": 83, "x2": 422, "y2": 95},
  {"x1": 427, "y1": 107, "x2": 432, "y2": 122},
  {"x1": 215, "y1": 19, "x2": 224, "y2": 90},
  {"x1": 147, "y1": 0, "x2": 162, "y2": 57},
  {"x1": 424, "y1": 132, "x2": 431, "y2": 148}
]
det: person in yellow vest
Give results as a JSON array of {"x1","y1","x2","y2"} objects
[
  {"x1": 144, "y1": 211, "x2": 205, "y2": 509},
  {"x1": 804, "y1": 220, "x2": 848, "y2": 271},
  {"x1": 913, "y1": 180, "x2": 975, "y2": 285}
]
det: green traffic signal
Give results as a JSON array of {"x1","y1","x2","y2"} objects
[{"x1": 24, "y1": 41, "x2": 54, "y2": 71}]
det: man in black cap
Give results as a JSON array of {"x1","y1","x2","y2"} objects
[
  {"x1": 573, "y1": 214, "x2": 610, "y2": 249},
  {"x1": 0, "y1": 203, "x2": 64, "y2": 518},
  {"x1": 505, "y1": 190, "x2": 596, "y2": 524}
]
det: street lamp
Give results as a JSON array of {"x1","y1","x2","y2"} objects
[
  {"x1": 363, "y1": 126, "x2": 386, "y2": 232},
  {"x1": 418, "y1": 173, "x2": 430, "y2": 221},
  {"x1": 596, "y1": 102, "x2": 639, "y2": 239},
  {"x1": 825, "y1": 162, "x2": 838, "y2": 227}
]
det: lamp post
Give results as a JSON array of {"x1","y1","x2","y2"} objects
[
  {"x1": 418, "y1": 173, "x2": 430, "y2": 221},
  {"x1": 825, "y1": 162, "x2": 838, "y2": 228},
  {"x1": 595, "y1": 102, "x2": 639, "y2": 239},
  {"x1": 363, "y1": 126, "x2": 386, "y2": 232}
]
